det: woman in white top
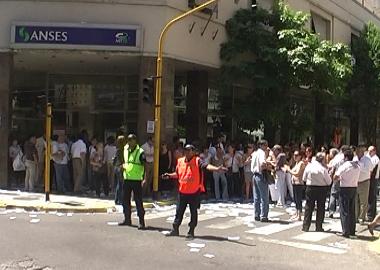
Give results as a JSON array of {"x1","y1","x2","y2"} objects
[
  {"x1": 104, "y1": 136, "x2": 117, "y2": 192},
  {"x1": 243, "y1": 144, "x2": 254, "y2": 202},
  {"x1": 9, "y1": 139, "x2": 23, "y2": 187},
  {"x1": 211, "y1": 145, "x2": 228, "y2": 201}
]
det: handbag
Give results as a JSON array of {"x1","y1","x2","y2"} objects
[
  {"x1": 263, "y1": 169, "x2": 275, "y2": 185},
  {"x1": 13, "y1": 151, "x2": 26, "y2": 172}
]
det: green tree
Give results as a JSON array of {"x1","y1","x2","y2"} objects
[
  {"x1": 220, "y1": 0, "x2": 352, "y2": 145},
  {"x1": 349, "y1": 22, "x2": 380, "y2": 145}
]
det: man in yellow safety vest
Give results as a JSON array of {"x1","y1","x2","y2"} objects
[{"x1": 119, "y1": 134, "x2": 146, "y2": 230}]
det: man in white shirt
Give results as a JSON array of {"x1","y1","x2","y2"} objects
[
  {"x1": 354, "y1": 145, "x2": 374, "y2": 223},
  {"x1": 141, "y1": 136, "x2": 154, "y2": 198},
  {"x1": 71, "y1": 135, "x2": 87, "y2": 193},
  {"x1": 52, "y1": 135, "x2": 70, "y2": 194},
  {"x1": 334, "y1": 149, "x2": 360, "y2": 238},
  {"x1": 251, "y1": 140, "x2": 269, "y2": 222},
  {"x1": 302, "y1": 153, "x2": 332, "y2": 232},
  {"x1": 367, "y1": 146, "x2": 379, "y2": 221}
]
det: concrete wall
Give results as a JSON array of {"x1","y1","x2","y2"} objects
[{"x1": 285, "y1": 0, "x2": 380, "y2": 41}]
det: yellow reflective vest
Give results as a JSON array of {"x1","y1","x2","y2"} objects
[{"x1": 123, "y1": 145, "x2": 144, "y2": 181}]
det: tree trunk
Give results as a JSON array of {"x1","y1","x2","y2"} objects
[
  {"x1": 265, "y1": 122, "x2": 276, "y2": 145},
  {"x1": 314, "y1": 95, "x2": 325, "y2": 148},
  {"x1": 350, "y1": 106, "x2": 359, "y2": 146}
]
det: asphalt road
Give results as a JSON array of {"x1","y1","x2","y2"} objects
[{"x1": 0, "y1": 203, "x2": 379, "y2": 270}]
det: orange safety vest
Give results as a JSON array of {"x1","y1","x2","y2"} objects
[{"x1": 176, "y1": 156, "x2": 205, "y2": 194}]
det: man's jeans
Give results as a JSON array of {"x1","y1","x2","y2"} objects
[
  {"x1": 213, "y1": 172, "x2": 228, "y2": 201},
  {"x1": 329, "y1": 181, "x2": 340, "y2": 214},
  {"x1": 53, "y1": 163, "x2": 69, "y2": 193},
  {"x1": 253, "y1": 173, "x2": 269, "y2": 219},
  {"x1": 25, "y1": 160, "x2": 36, "y2": 192}
]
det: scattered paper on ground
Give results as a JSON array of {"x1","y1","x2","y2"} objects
[
  {"x1": 67, "y1": 213, "x2": 73, "y2": 217},
  {"x1": 56, "y1": 213, "x2": 64, "y2": 217},
  {"x1": 187, "y1": 243, "x2": 206, "y2": 249},
  {"x1": 107, "y1": 221, "x2": 119, "y2": 226},
  {"x1": 189, "y1": 248, "x2": 200, "y2": 253},
  {"x1": 30, "y1": 219, "x2": 40, "y2": 223},
  {"x1": 161, "y1": 230, "x2": 171, "y2": 235},
  {"x1": 9, "y1": 216, "x2": 16, "y2": 220},
  {"x1": 203, "y1": 254, "x2": 215, "y2": 259},
  {"x1": 29, "y1": 214, "x2": 38, "y2": 218},
  {"x1": 228, "y1": 236, "x2": 240, "y2": 241}
]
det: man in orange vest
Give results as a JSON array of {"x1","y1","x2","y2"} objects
[{"x1": 162, "y1": 144, "x2": 227, "y2": 239}]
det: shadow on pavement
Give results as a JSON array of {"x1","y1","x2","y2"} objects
[{"x1": 143, "y1": 226, "x2": 256, "y2": 247}]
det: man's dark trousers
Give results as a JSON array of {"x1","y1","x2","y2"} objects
[
  {"x1": 173, "y1": 192, "x2": 200, "y2": 230},
  {"x1": 303, "y1": 186, "x2": 329, "y2": 231},
  {"x1": 122, "y1": 180, "x2": 145, "y2": 222},
  {"x1": 340, "y1": 187, "x2": 357, "y2": 236}
]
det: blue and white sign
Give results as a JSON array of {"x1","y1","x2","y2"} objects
[{"x1": 11, "y1": 22, "x2": 142, "y2": 51}]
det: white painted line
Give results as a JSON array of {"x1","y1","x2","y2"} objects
[
  {"x1": 292, "y1": 220, "x2": 342, "y2": 242},
  {"x1": 245, "y1": 221, "x2": 303, "y2": 235},
  {"x1": 142, "y1": 210, "x2": 176, "y2": 220},
  {"x1": 293, "y1": 232, "x2": 332, "y2": 242},
  {"x1": 258, "y1": 237, "x2": 346, "y2": 254},
  {"x1": 207, "y1": 218, "x2": 245, "y2": 229},
  {"x1": 268, "y1": 211, "x2": 284, "y2": 218}
]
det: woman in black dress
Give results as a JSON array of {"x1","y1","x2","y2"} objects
[{"x1": 159, "y1": 142, "x2": 172, "y2": 196}]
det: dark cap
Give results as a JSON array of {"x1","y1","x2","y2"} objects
[
  {"x1": 127, "y1": 134, "x2": 137, "y2": 141},
  {"x1": 184, "y1": 144, "x2": 195, "y2": 151}
]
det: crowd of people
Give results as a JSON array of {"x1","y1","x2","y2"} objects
[{"x1": 7, "y1": 131, "x2": 380, "y2": 237}]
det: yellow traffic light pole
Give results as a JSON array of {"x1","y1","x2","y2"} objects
[
  {"x1": 153, "y1": 0, "x2": 219, "y2": 192},
  {"x1": 44, "y1": 103, "x2": 52, "y2": 201}
]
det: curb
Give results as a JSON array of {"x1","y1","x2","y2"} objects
[{"x1": 0, "y1": 199, "x2": 177, "y2": 213}]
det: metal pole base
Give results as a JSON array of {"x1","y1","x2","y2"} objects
[{"x1": 45, "y1": 192, "x2": 50, "y2": 202}]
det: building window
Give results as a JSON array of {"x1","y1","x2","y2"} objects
[{"x1": 311, "y1": 12, "x2": 331, "y2": 41}]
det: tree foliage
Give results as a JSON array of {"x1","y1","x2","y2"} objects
[
  {"x1": 220, "y1": 0, "x2": 352, "y2": 141},
  {"x1": 349, "y1": 22, "x2": 380, "y2": 144}
]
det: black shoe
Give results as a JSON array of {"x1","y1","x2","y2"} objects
[
  {"x1": 316, "y1": 228, "x2": 325, "y2": 232},
  {"x1": 328, "y1": 213, "x2": 334, "y2": 219},
  {"x1": 166, "y1": 229, "x2": 179, "y2": 237},
  {"x1": 138, "y1": 219, "x2": 146, "y2": 230},
  {"x1": 261, "y1": 217, "x2": 269, "y2": 223},
  {"x1": 302, "y1": 227, "x2": 309, "y2": 232},
  {"x1": 186, "y1": 228, "x2": 195, "y2": 239},
  {"x1": 118, "y1": 220, "x2": 132, "y2": 226},
  {"x1": 255, "y1": 217, "x2": 260, "y2": 221}
]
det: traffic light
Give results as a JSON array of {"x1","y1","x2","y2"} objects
[
  {"x1": 251, "y1": 0, "x2": 257, "y2": 10},
  {"x1": 142, "y1": 77, "x2": 155, "y2": 104}
]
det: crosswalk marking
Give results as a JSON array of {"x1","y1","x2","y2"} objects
[
  {"x1": 207, "y1": 218, "x2": 245, "y2": 229},
  {"x1": 245, "y1": 221, "x2": 303, "y2": 235},
  {"x1": 258, "y1": 237, "x2": 347, "y2": 254},
  {"x1": 141, "y1": 210, "x2": 176, "y2": 220},
  {"x1": 292, "y1": 220, "x2": 342, "y2": 242},
  {"x1": 293, "y1": 232, "x2": 332, "y2": 242}
]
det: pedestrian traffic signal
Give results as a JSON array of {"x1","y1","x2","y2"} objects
[{"x1": 142, "y1": 77, "x2": 155, "y2": 104}]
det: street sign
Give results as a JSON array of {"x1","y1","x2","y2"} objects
[{"x1": 147, "y1": 120, "x2": 154, "y2": 134}]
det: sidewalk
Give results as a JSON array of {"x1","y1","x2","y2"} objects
[{"x1": 0, "y1": 189, "x2": 175, "y2": 213}]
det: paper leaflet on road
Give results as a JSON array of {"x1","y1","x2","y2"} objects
[{"x1": 187, "y1": 243, "x2": 205, "y2": 248}]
